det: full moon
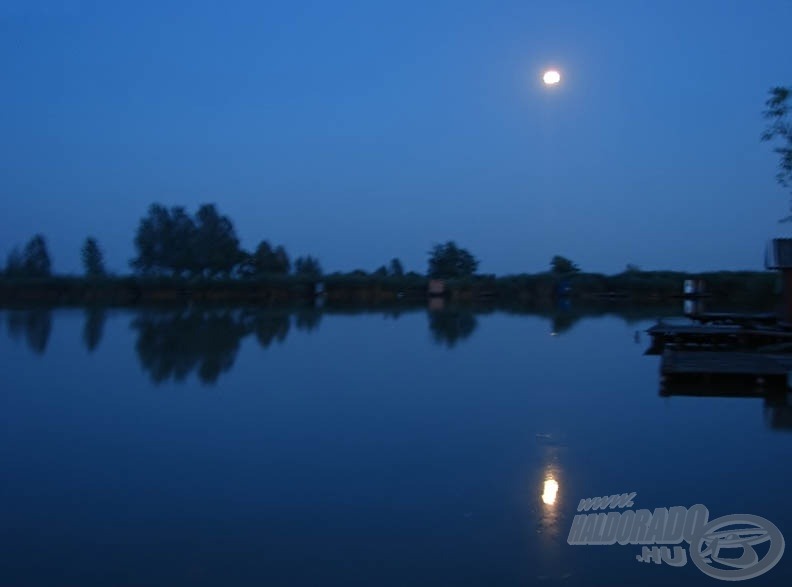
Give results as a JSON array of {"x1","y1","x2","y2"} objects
[{"x1": 543, "y1": 70, "x2": 561, "y2": 85}]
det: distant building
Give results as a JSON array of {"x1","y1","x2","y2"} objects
[
  {"x1": 428, "y1": 279, "x2": 445, "y2": 297},
  {"x1": 428, "y1": 297, "x2": 445, "y2": 311},
  {"x1": 682, "y1": 279, "x2": 705, "y2": 297},
  {"x1": 765, "y1": 238, "x2": 792, "y2": 268},
  {"x1": 764, "y1": 238, "x2": 792, "y2": 320},
  {"x1": 555, "y1": 278, "x2": 572, "y2": 298}
]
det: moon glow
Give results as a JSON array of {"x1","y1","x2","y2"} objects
[{"x1": 542, "y1": 70, "x2": 561, "y2": 85}]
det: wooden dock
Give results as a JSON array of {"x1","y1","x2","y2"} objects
[
  {"x1": 647, "y1": 311, "x2": 792, "y2": 393},
  {"x1": 661, "y1": 350, "x2": 792, "y2": 377},
  {"x1": 688, "y1": 312, "x2": 779, "y2": 326},
  {"x1": 646, "y1": 319, "x2": 792, "y2": 355}
]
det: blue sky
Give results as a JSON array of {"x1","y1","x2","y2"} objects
[{"x1": 2, "y1": 0, "x2": 791, "y2": 275}]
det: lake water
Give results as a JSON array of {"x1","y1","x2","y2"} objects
[{"x1": 2, "y1": 304, "x2": 791, "y2": 586}]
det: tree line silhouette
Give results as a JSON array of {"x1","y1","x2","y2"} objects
[
  {"x1": 2, "y1": 203, "x2": 484, "y2": 280},
  {"x1": 0, "y1": 204, "x2": 780, "y2": 307}
]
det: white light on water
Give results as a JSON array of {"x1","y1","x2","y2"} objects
[{"x1": 542, "y1": 478, "x2": 559, "y2": 505}]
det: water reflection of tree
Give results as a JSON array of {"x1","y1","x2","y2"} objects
[
  {"x1": 428, "y1": 309, "x2": 478, "y2": 348},
  {"x1": 130, "y1": 307, "x2": 307, "y2": 384},
  {"x1": 550, "y1": 311, "x2": 577, "y2": 335},
  {"x1": 252, "y1": 310, "x2": 291, "y2": 347},
  {"x1": 83, "y1": 308, "x2": 106, "y2": 352},
  {"x1": 5, "y1": 309, "x2": 52, "y2": 354},
  {"x1": 541, "y1": 302, "x2": 682, "y2": 336},
  {"x1": 295, "y1": 306, "x2": 322, "y2": 332},
  {"x1": 382, "y1": 308, "x2": 405, "y2": 320},
  {"x1": 132, "y1": 309, "x2": 249, "y2": 384}
]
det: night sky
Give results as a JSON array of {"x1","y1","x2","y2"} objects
[{"x1": 2, "y1": 0, "x2": 791, "y2": 275}]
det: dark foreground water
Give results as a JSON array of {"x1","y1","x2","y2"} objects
[{"x1": 1, "y1": 304, "x2": 791, "y2": 586}]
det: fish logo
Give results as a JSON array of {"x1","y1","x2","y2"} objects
[{"x1": 688, "y1": 514, "x2": 785, "y2": 581}]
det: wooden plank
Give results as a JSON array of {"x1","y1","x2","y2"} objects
[
  {"x1": 648, "y1": 324, "x2": 745, "y2": 336},
  {"x1": 689, "y1": 312, "x2": 778, "y2": 325},
  {"x1": 661, "y1": 350, "x2": 792, "y2": 376},
  {"x1": 647, "y1": 324, "x2": 792, "y2": 341},
  {"x1": 660, "y1": 379, "x2": 779, "y2": 397}
]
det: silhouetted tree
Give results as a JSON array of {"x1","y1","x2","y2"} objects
[
  {"x1": 169, "y1": 206, "x2": 198, "y2": 276},
  {"x1": 4, "y1": 247, "x2": 24, "y2": 277},
  {"x1": 762, "y1": 86, "x2": 792, "y2": 218},
  {"x1": 271, "y1": 245, "x2": 290, "y2": 274},
  {"x1": 373, "y1": 265, "x2": 389, "y2": 278},
  {"x1": 294, "y1": 255, "x2": 322, "y2": 277},
  {"x1": 427, "y1": 241, "x2": 478, "y2": 278},
  {"x1": 428, "y1": 309, "x2": 478, "y2": 347},
  {"x1": 389, "y1": 258, "x2": 404, "y2": 277},
  {"x1": 19, "y1": 235, "x2": 52, "y2": 277},
  {"x1": 131, "y1": 204, "x2": 175, "y2": 274},
  {"x1": 82, "y1": 308, "x2": 106, "y2": 352},
  {"x1": 81, "y1": 237, "x2": 106, "y2": 277},
  {"x1": 550, "y1": 255, "x2": 580, "y2": 275},
  {"x1": 238, "y1": 241, "x2": 291, "y2": 277},
  {"x1": 3, "y1": 236, "x2": 52, "y2": 277},
  {"x1": 193, "y1": 204, "x2": 241, "y2": 277},
  {"x1": 131, "y1": 203, "x2": 241, "y2": 277}
]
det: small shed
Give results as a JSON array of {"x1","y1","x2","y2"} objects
[
  {"x1": 765, "y1": 238, "x2": 792, "y2": 319},
  {"x1": 682, "y1": 279, "x2": 706, "y2": 296},
  {"x1": 428, "y1": 279, "x2": 445, "y2": 297},
  {"x1": 765, "y1": 239, "x2": 792, "y2": 269}
]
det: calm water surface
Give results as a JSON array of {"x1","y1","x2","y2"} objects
[{"x1": 1, "y1": 305, "x2": 791, "y2": 586}]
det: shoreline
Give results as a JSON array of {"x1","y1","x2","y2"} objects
[{"x1": 0, "y1": 270, "x2": 778, "y2": 308}]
